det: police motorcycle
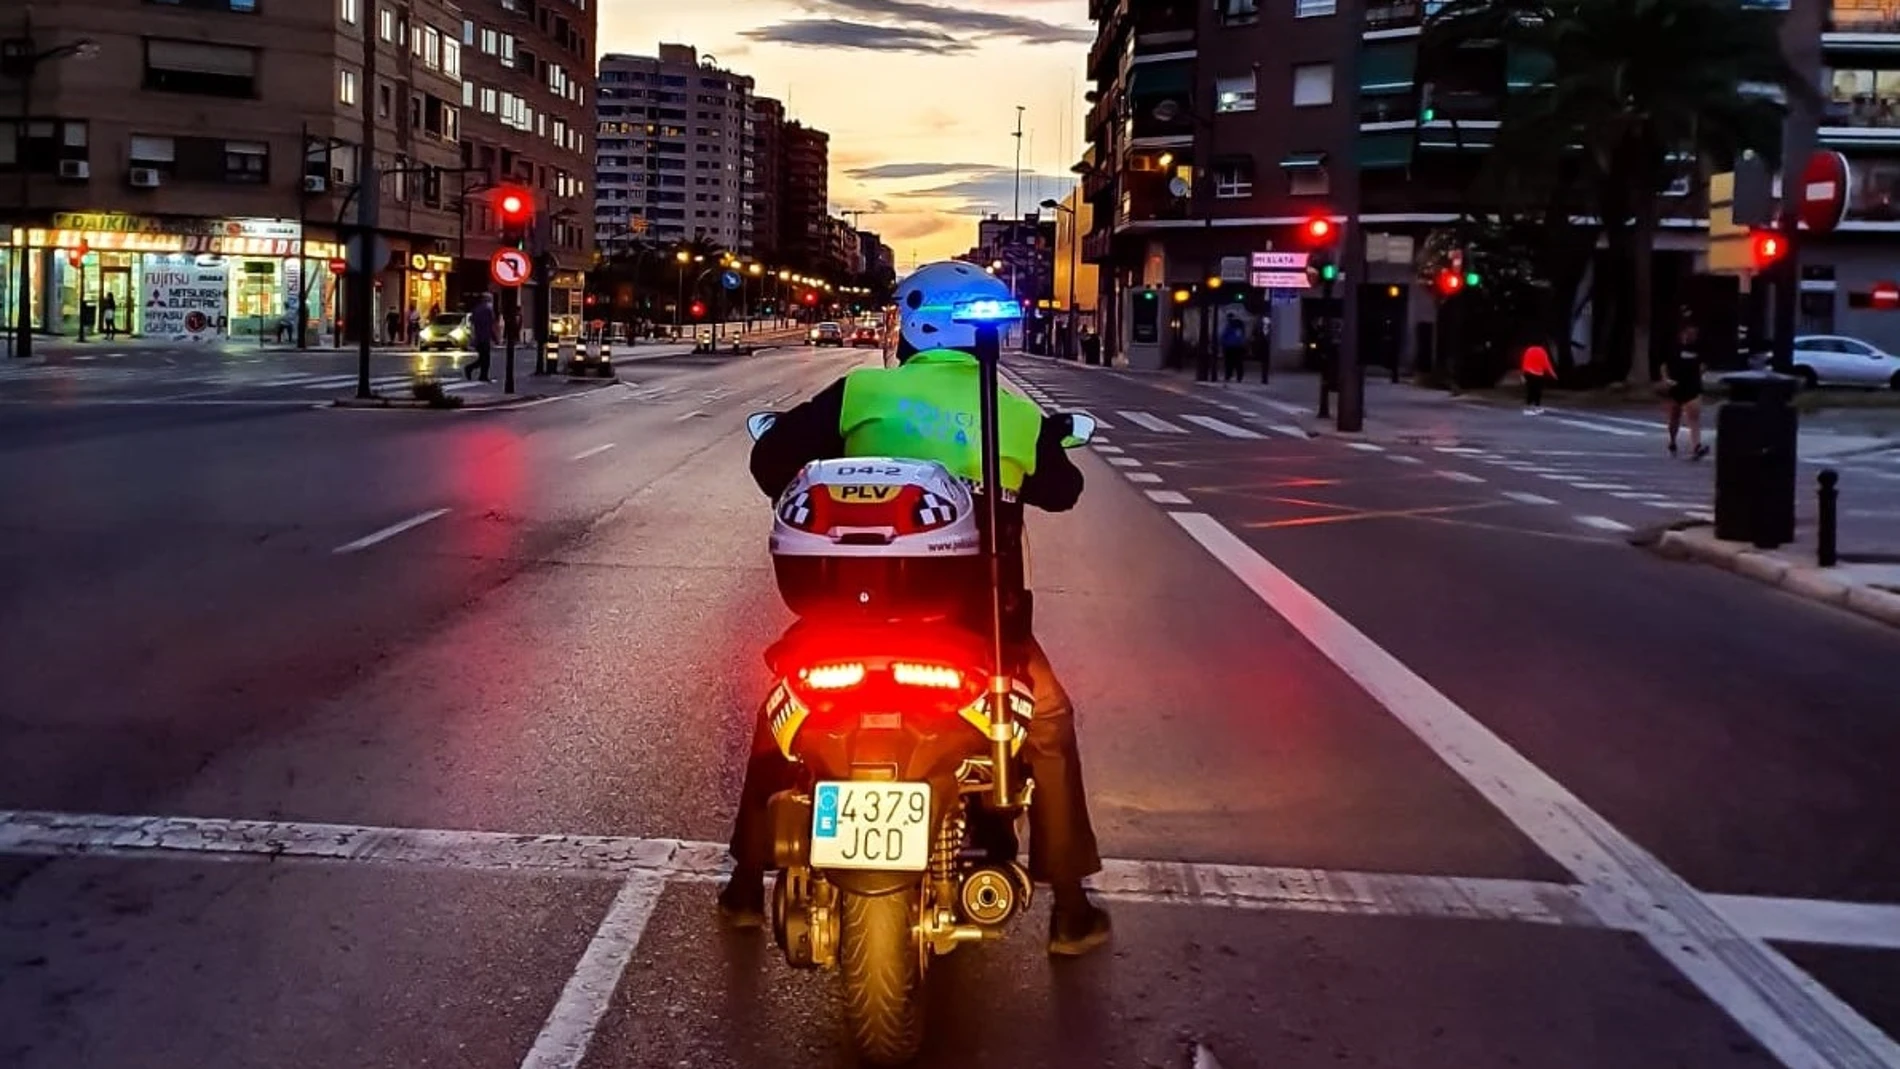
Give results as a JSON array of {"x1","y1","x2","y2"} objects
[{"x1": 742, "y1": 302, "x2": 1095, "y2": 1065}]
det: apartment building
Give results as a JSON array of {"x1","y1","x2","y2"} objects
[
  {"x1": 594, "y1": 45, "x2": 753, "y2": 256},
  {"x1": 779, "y1": 121, "x2": 829, "y2": 272},
  {"x1": 457, "y1": 0, "x2": 596, "y2": 329},
  {"x1": 1, "y1": 0, "x2": 462, "y2": 344},
  {"x1": 749, "y1": 95, "x2": 785, "y2": 263}
]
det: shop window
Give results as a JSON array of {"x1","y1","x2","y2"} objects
[
  {"x1": 223, "y1": 140, "x2": 268, "y2": 183},
  {"x1": 143, "y1": 38, "x2": 260, "y2": 98}
]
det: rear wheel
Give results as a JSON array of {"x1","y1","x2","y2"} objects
[
  {"x1": 1795, "y1": 366, "x2": 1820, "y2": 389},
  {"x1": 839, "y1": 891, "x2": 924, "y2": 1066}
]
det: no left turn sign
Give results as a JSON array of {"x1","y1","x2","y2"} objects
[{"x1": 490, "y1": 248, "x2": 532, "y2": 287}]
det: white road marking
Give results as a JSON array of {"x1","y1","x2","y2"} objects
[
  {"x1": 1437, "y1": 471, "x2": 1487, "y2": 483},
  {"x1": 1570, "y1": 483, "x2": 1633, "y2": 491},
  {"x1": 1575, "y1": 515, "x2": 1634, "y2": 533},
  {"x1": 1644, "y1": 500, "x2": 1700, "y2": 510},
  {"x1": 1181, "y1": 414, "x2": 1266, "y2": 439},
  {"x1": 1346, "y1": 441, "x2": 1385, "y2": 452},
  {"x1": 332, "y1": 508, "x2": 451, "y2": 554},
  {"x1": 1260, "y1": 397, "x2": 1308, "y2": 417},
  {"x1": 1436, "y1": 447, "x2": 1485, "y2": 455},
  {"x1": 1503, "y1": 491, "x2": 1557, "y2": 505},
  {"x1": 1093, "y1": 445, "x2": 1125, "y2": 455},
  {"x1": 1107, "y1": 456, "x2": 1142, "y2": 468},
  {"x1": 1194, "y1": 1043, "x2": 1225, "y2": 1069},
  {"x1": 1145, "y1": 490, "x2": 1192, "y2": 505},
  {"x1": 1386, "y1": 455, "x2": 1424, "y2": 465},
  {"x1": 1707, "y1": 896, "x2": 1900, "y2": 951},
  {"x1": 1688, "y1": 510, "x2": 1715, "y2": 522},
  {"x1": 570, "y1": 443, "x2": 617, "y2": 461},
  {"x1": 1125, "y1": 472, "x2": 1163, "y2": 484},
  {"x1": 519, "y1": 875, "x2": 665, "y2": 1069},
  {"x1": 1610, "y1": 491, "x2": 1669, "y2": 500},
  {"x1": 1549, "y1": 416, "x2": 1647, "y2": 438},
  {"x1": 298, "y1": 375, "x2": 363, "y2": 389},
  {"x1": 1267, "y1": 423, "x2": 1308, "y2": 439},
  {"x1": 1116, "y1": 410, "x2": 1187, "y2": 434},
  {"x1": 674, "y1": 409, "x2": 707, "y2": 421},
  {"x1": 1165, "y1": 512, "x2": 1900, "y2": 1069}
]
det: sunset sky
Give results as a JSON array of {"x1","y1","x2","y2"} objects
[{"x1": 600, "y1": 0, "x2": 1093, "y2": 269}]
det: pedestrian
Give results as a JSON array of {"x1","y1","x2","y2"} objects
[
  {"x1": 1520, "y1": 339, "x2": 1556, "y2": 414},
  {"x1": 384, "y1": 307, "x2": 402, "y2": 346},
  {"x1": 100, "y1": 292, "x2": 118, "y2": 340},
  {"x1": 407, "y1": 305, "x2": 421, "y2": 345},
  {"x1": 1080, "y1": 327, "x2": 1100, "y2": 366},
  {"x1": 1665, "y1": 318, "x2": 1710, "y2": 459},
  {"x1": 1251, "y1": 314, "x2": 1272, "y2": 384},
  {"x1": 464, "y1": 293, "x2": 496, "y2": 381},
  {"x1": 1220, "y1": 314, "x2": 1248, "y2": 382}
]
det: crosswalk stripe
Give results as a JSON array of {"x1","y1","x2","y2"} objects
[
  {"x1": 1503, "y1": 491, "x2": 1557, "y2": 506},
  {"x1": 1576, "y1": 515, "x2": 1633, "y2": 533},
  {"x1": 1386, "y1": 455, "x2": 1423, "y2": 465},
  {"x1": 1145, "y1": 490, "x2": 1192, "y2": 505},
  {"x1": 299, "y1": 375, "x2": 362, "y2": 389},
  {"x1": 1180, "y1": 414, "x2": 1265, "y2": 439},
  {"x1": 1549, "y1": 416, "x2": 1647, "y2": 438},
  {"x1": 1116, "y1": 410, "x2": 1187, "y2": 434},
  {"x1": 1346, "y1": 442, "x2": 1385, "y2": 452},
  {"x1": 1438, "y1": 471, "x2": 1486, "y2": 483},
  {"x1": 1267, "y1": 424, "x2": 1307, "y2": 439}
]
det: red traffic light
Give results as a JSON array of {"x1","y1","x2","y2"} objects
[
  {"x1": 1435, "y1": 269, "x2": 1465, "y2": 296},
  {"x1": 804, "y1": 292, "x2": 818, "y2": 305},
  {"x1": 1302, "y1": 216, "x2": 1336, "y2": 244},
  {"x1": 690, "y1": 300, "x2": 707, "y2": 319},
  {"x1": 1750, "y1": 230, "x2": 1786, "y2": 268},
  {"x1": 495, "y1": 187, "x2": 530, "y2": 220}
]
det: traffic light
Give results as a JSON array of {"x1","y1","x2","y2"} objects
[
  {"x1": 1318, "y1": 261, "x2": 1340, "y2": 283},
  {"x1": 495, "y1": 186, "x2": 532, "y2": 248},
  {"x1": 804, "y1": 291, "x2": 818, "y2": 306},
  {"x1": 690, "y1": 300, "x2": 707, "y2": 320},
  {"x1": 1751, "y1": 229, "x2": 1787, "y2": 269},
  {"x1": 1301, "y1": 215, "x2": 1337, "y2": 246},
  {"x1": 1435, "y1": 269, "x2": 1465, "y2": 296}
]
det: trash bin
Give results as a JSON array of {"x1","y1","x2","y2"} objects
[{"x1": 1713, "y1": 372, "x2": 1799, "y2": 548}]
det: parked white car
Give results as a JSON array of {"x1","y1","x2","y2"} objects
[{"x1": 1789, "y1": 335, "x2": 1900, "y2": 389}]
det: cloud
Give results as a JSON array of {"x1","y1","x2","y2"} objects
[
  {"x1": 893, "y1": 170, "x2": 1074, "y2": 216},
  {"x1": 879, "y1": 213, "x2": 963, "y2": 243},
  {"x1": 846, "y1": 161, "x2": 1001, "y2": 181},
  {"x1": 739, "y1": 18, "x2": 974, "y2": 53},
  {"x1": 799, "y1": 0, "x2": 1092, "y2": 44}
]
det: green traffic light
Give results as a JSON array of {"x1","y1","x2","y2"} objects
[
  {"x1": 1320, "y1": 264, "x2": 1339, "y2": 281},
  {"x1": 1464, "y1": 271, "x2": 1480, "y2": 287},
  {"x1": 1422, "y1": 107, "x2": 1436, "y2": 122}
]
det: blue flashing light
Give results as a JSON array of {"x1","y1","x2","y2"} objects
[{"x1": 950, "y1": 298, "x2": 1023, "y2": 324}]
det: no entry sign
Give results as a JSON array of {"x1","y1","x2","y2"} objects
[
  {"x1": 1798, "y1": 151, "x2": 1850, "y2": 233},
  {"x1": 328, "y1": 258, "x2": 348, "y2": 275}
]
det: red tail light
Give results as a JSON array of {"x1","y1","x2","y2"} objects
[
  {"x1": 891, "y1": 662, "x2": 963, "y2": 689},
  {"x1": 798, "y1": 663, "x2": 866, "y2": 690}
]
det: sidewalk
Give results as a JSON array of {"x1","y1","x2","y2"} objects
[{"x1": 1653, "y1": 525, "x2": 1900, "y2": 630}]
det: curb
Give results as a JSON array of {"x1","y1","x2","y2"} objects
[{"x1": 1652, "y1": 527, "x2": 1900, "y2": 629}]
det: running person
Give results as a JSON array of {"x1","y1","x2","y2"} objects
[{"x1": 1665, "y1": 319, "x2": 1710, "y2": 459}]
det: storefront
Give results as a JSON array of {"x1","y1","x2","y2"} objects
[
  {"x1": 10, "y1": 213, "x2": 307, "y2": 341},
  {"x1": 405, "y1": 253, "x2": 454, "y2": 319}
]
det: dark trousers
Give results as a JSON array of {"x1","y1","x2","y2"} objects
[
  {"x1": 1222, "y1": 345, "x2": 1246, "y2": 381},
  {"x1": 1525, "y1": 375, "x2": 1545, "y2": 407},
  {"x1": 728, "y1": 636, "x2": 1103, "y2": 886},
  {"x1": 466, "y1": 341, "x2": 493, "y2": 380}
]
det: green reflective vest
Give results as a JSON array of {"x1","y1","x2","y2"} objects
[{"x1": 837, "y1": 349, "x2": 1042, "y2": 492}]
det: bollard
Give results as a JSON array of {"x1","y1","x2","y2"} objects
[{"x1": 1817, "y1": 469, "x2": 1839, "y2": 568}]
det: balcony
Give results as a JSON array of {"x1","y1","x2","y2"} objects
[
  {"x1": 1088, "y1": 0, "x2": 1133, "y2": 78},
  {"x1": 1082, "y1": 227, "x2": 1115, "y2": 263},
  {"x1": 1360, "y1": 94, "x2": 1419, "y2": 126},
  {"x1": 1819, "y1": 80, "x2": 1900, "y2": 147},
  {"x1": 1826, "y1": 2, "x2": 1900, "y2": 36},
  {"x1": 1365, "y1": 0, "x2": 1445, "y2": 34}
]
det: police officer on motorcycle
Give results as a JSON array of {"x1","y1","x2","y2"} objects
[{"x1": 724, "y1": 261, "x2": 1113, "y2": 957}]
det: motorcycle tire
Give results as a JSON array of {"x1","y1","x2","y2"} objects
[{"x1": 839, "y1": 890, "x2": 924, "y2": 1065}]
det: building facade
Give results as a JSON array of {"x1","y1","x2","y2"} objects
[
  {"x1": 594, "y1": 45, "x2": 753, "y2": 258},
  {"x1": 1081, "y1": 0, "x2": 1900, "y2": 369},
  {"x1": 778, "y1": 121, "x2": 829, "y2": 272},
  {"x1": 457, "y1": 0, "x2": 596, "y2": 333},
  {"x1": 1, "y1": 0, "x2": 464, "y2": 345},
  {"x1": 749, "y1": 95, "x2": 785, "y2": 263}
]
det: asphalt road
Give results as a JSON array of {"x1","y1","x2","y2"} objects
[{"x1": 0, "y1": 347, "x2": 1895, "y2": 1069}]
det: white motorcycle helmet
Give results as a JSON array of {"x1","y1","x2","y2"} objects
[{"x1": 892, "y1": 261, "x2": 1017, "y2": 360}]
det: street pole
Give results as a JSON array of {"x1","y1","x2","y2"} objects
[
  {"x1": 531, "y1": 213, "x2": 552, "y2": 375},
  {"x1": 1333, "y1": 23, "x2": 1366, "y2": 432},
  {"x1": 1012, "y1": 106, "x2": 1025, "y2": 340},
  {"x1": 352, "y1": 7, "x2": 379, "y2": 400},
  {"x1": 1771, "y1": 4, "x2": 1821, "y2": 376},
  {"x1": 504, "y1": 285, "x2": 517, "y2": 393},
  {"x1": 12, "y1": 8, "x2": 37, "y2": 360}
]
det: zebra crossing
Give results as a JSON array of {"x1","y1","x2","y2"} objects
[{"x1": 0, "y1": 362, "x2": 490, "y2": 396}]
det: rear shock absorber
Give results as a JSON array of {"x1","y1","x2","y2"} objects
[{"x1": 931, "y1": 809, "x2": 966, "y2": 898}]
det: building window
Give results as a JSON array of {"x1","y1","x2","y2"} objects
[
  {"x1": 145, "y1": 0, "x2": 259, "y2": 9},
  {"x1": 1216, "y1": 73, "x2": 1256, "y2": 113},
  {"x1": 224, "y1": 140, "x2": 267, "y2": 183},
  {"x1": 379, "y1": 6, "x2": 396, "y2": 41},
  {"x1": 339, "y1": 67, "x2": 358, "y2": 106},
  {"x1": 462, "y1": 18, "x2": 475, "y2": 45},
  {"x1": 129, "y1": 134, "x2": 178, "y2": 175},
  {"x1": 443, "y1": 38, "x2": 460, "y2": 78},
  {"x1": 1215, "y1": 158, "x2": 1255, "y2": 198},
  {"x1": 377, "y1": 81, "x2": 393, "y2": 118},
  {"x1": 1295, "y1": 0, "x2": 1336, "y2": 15},
  {"x1": 1825, "y1": 68, "x2": 1900, "y2": 129},
  {"x1": 143, "y1": 39, "x2": 260, "y2": 98},
  {"x1": 1287, "y1": 165, "x2": 1330, "y2": 196},
  {"x1": 462, "y1": 80, "x2": 474, "y2": 108},
  {"x1": 1292, "y1": 63, "x2": 1334, "y2": 107},
  {"x1": 1220, "y1": 0, "x2": 1259, "y2": 21},
  {"x1": 341, "y1": 0, "x2": 359, "y2": 24},
  {"x1": 480, "y1": 86, "x2": 498, "y2": 114}
]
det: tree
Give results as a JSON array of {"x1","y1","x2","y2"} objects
[{"x1": 1424, "y1": 0, "x2": 1813, "y2": 383}]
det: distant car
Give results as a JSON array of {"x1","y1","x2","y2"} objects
[
  {"x1": 850, "y1": 325, "x2": 880, "y2": 348},
  {"x1": 417, "y1": 313, "x2": 472, "y2": 351},
  {"x1": 809, "y1": 322, "x2": 845, "y2": 347},
  {"x1": 1788, "y1": 335, "x2": 1900, "y2": 389}
]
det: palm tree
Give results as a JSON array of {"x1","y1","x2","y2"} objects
[{"x1": 1424, "y1": 0, "x2": 1815, "y2": 383}]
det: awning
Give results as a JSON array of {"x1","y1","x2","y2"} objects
[
  {"x1": 1359, "y1": 41, "x2": 1418, "y2": 97},
  {"x1": 1505, "y1": 46, "x2": 1554, "y2": 90},
  {"x1": 1356, "y1": 133, "x2": 1413, "y2": 170},
  {"x1": 1280, "y1": 152, "x2": 1327, "y2": 169},
  {"x1": 1128, "y1": 60, "x2": 1192, "y2": 99}
]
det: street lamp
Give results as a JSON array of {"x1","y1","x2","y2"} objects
[
  {"x1": 1041, "y1": 196, "x2": 1080, "y2": 360},
  {"x1": 5, "y1": 12, "x2": 99, "y2": 359},
  {"x1": 673, "y1": 248, "x2": 691, "y2": 336}
]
